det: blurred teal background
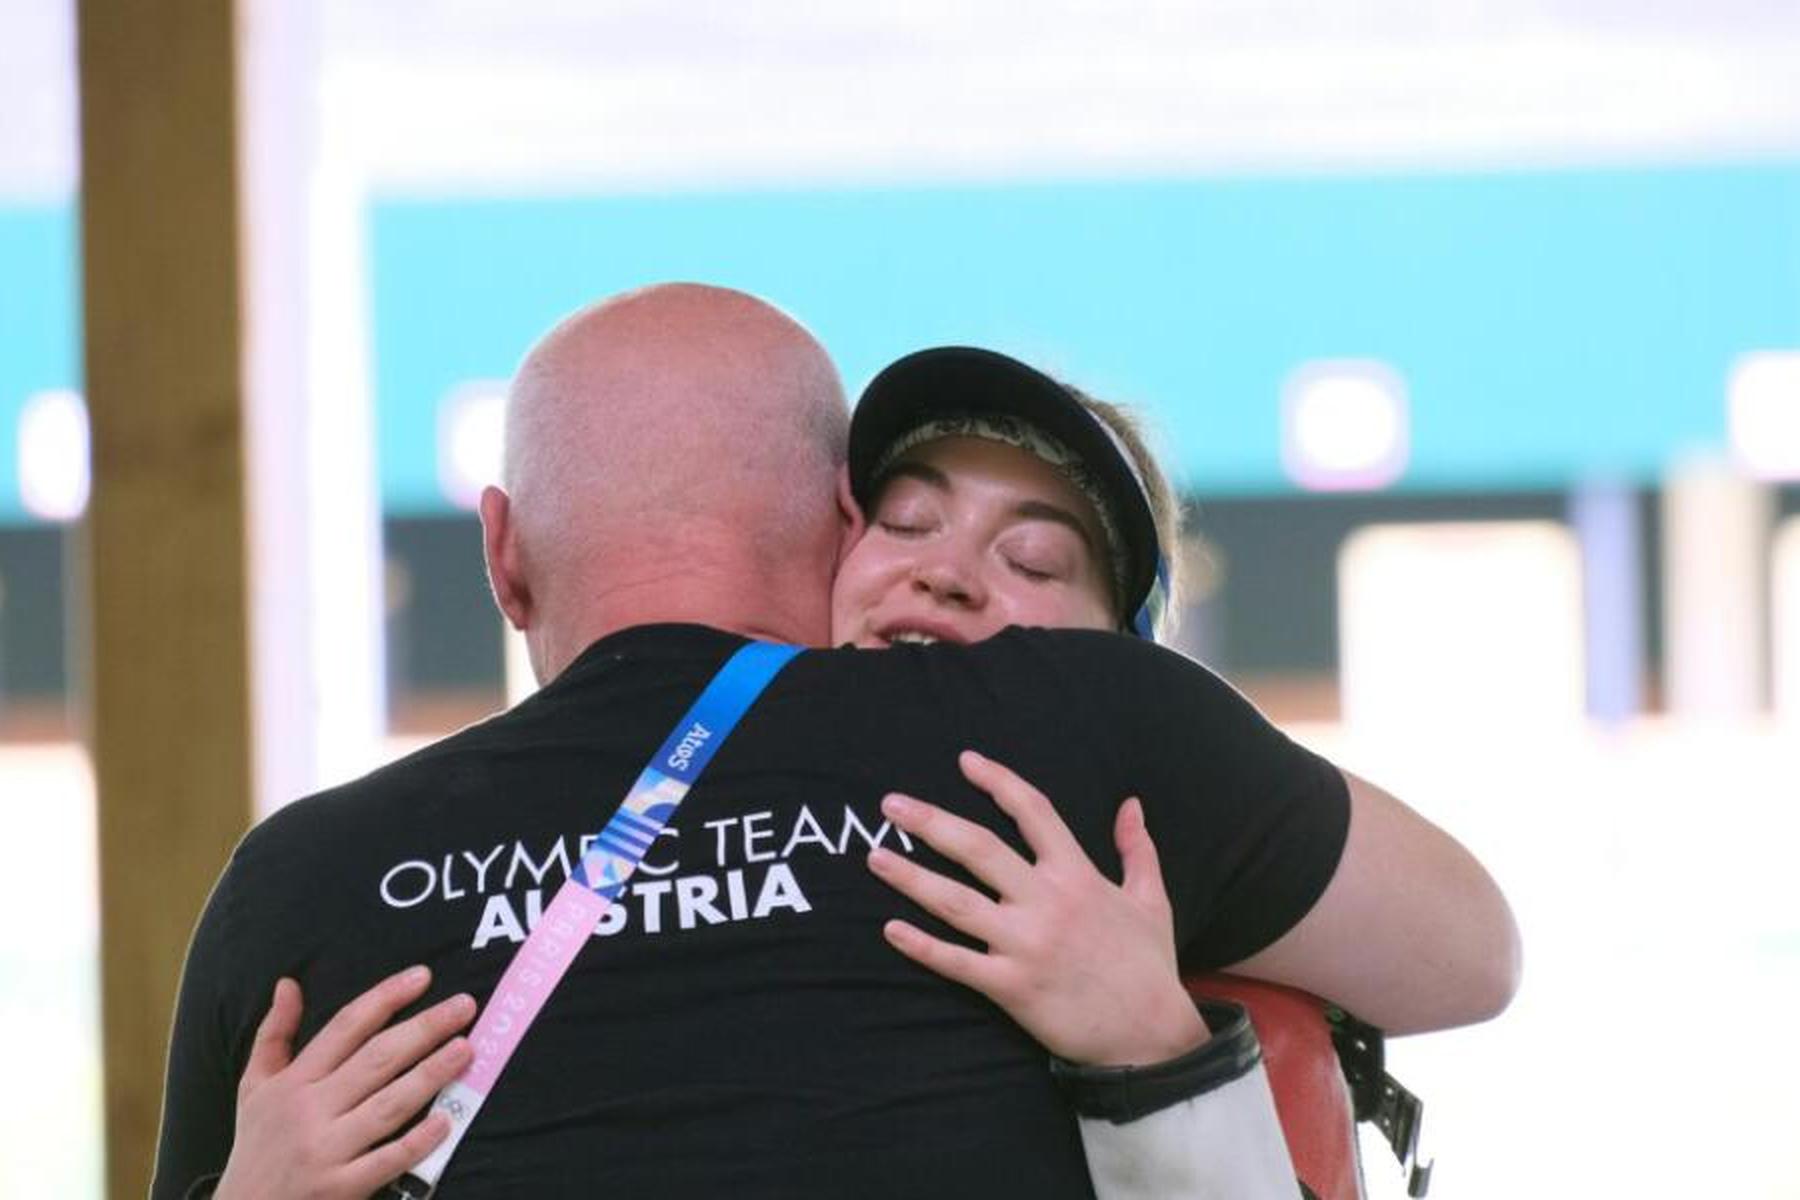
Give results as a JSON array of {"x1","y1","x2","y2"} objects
[{"x1": 6, "y1": 160, "x2": 1799, "y2": 520}]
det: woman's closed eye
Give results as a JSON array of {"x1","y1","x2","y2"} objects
[
  {"x1": 1006, "y1": 558, "x2": 1058, "y2": 582},
  {"x1": 871, "y1": 488, "x2": 943, "y2": 537},
  {"x1": 999, "y1": 531, "x2": 1084, "y2": 583}
]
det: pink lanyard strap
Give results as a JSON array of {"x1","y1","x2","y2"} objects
[{"x1": 392, "y1": 640, "x2": 801, "y2": 1197}]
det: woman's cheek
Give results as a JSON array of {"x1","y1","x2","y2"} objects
[{"x1": 828, "y1": 546, "x2": 881, "y2": 638}]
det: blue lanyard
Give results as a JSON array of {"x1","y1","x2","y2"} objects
[{"x1": 576, "y1": 639, "x2": 801, "y2": 898}]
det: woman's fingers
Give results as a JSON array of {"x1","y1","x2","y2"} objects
[
  {"x1": 867, "y1": 843, "x2": 1005, "y2": 945},
  {"x1": 334, "y1": 1032, "x2": 473, "y2": 1162},
  {"x1": 958, "y1": 749, "x2": 1083, "y2": 867},
  {"x1": 880, "y1": 919, "x2": 1009, "y2": 997},
  {"x1": 324, "y1": 991, "x2": 478, "y2": 1113},
  {"x1": 221, "y1": 969, "x2": 474, "y2": 1200},
  {"x1": 292, "y1": 965, "x2": 436, "y2": 1081},
  {"x1": 879, "y1": 791, "x2": 1035, "y2": 899},
  {"x1": 1114, "y1": 797, "x2": 1174, "y2": 924},
  {"x1": 239, "y1": 978, "x2": 304, "y2": 1099},
  {"x1": 338, "y1": 1110, "x2": 454, "y2": 1198}
]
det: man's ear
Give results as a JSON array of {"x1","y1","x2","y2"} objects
[
  {"x1": 834, "y1": 465, "x2": 867, "y2": 566},
  {"x1": 480, "y1": 485, "x2": 532, "y2": 631}
]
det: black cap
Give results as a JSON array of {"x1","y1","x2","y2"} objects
[{"x1": 848, "y1": 346, "x2": 1166, "y2": 636}]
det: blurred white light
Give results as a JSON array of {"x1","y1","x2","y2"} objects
[
  {"x1": 436, "y1": 382, "x2": 506, "y2": 511},
  {"x1": 1661, "y1": 454, "x2": 1770, "y2": 719},
  {"x1": 505, "y1": 622, "x2": 536, "y2": 708},
  {"x1": 1728, "y1": 352, "x2": 1800, "y2": 481},
  {"x1": 1281, "y1": 361, "x2": 1408, "y2": 491},
  {"x1": 1773, "y1": 516, "x2": 1800, "y2": 723},
  {"x1": 1338, "y1": 520, "x2": 1585, "y2": 731},
  {"x1": 17, "y1": 389, "x2": 90, "y2": 522}
]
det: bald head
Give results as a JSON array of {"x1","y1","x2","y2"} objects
[{"x1": 485, "y1": 284, "x2": 850, "y2": 677}]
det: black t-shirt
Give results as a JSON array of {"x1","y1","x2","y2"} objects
[{"x1": 155, "y1": 623, "x2": 1348, "y2": 1199}]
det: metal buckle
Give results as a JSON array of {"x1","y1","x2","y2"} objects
[
  {"x1": 1326, "y1": 1007, "x2": 1435, "y2": 1196},
  {"x1": 380, "y1": 1173, "x2": 434, "y2": 1199}
]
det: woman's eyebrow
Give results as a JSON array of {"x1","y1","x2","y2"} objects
[
  {"x1": 1010, "y1": 499, "x2": 1099, "y2": 554},
  {"x1": 882, "y1": 461, "x2": 951, "y2": 491}
]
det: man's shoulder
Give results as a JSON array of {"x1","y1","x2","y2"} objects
[
  {"x1": 986, "y1": 625, "x2": 1186, "y2": 660},
  {"x1": 795, "y1": 628, "x2": 1253, "y2": 741},
  {"x1": 964, "y1": 627, "x2": 1237, "y2": 695},
  {"x1": 811, "y1": 626, "x2": 1209, "y2": 677},
  {"x1": 240, "y1": 707, "x2": 520, "y2": 859},
  {"x1": 240, "y1": 628, "x2": 744, "y2": 857}
]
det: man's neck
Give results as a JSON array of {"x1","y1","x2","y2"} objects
[{"x1": 532, "y1": 565, "x2": 829, "y2": 683}]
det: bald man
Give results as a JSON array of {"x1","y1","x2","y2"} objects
[
  {"x1": 155, "y1": 284, "x2": 1513, "y2": 1198},
  {"x1": 487, "y1": 284, "x2": 848, "y2": 678}
]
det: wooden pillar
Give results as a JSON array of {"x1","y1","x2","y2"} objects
[{"x1": 75, "y1": 1, "x2": 254, "y2": 1194}]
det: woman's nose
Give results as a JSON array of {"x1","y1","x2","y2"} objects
[{"x1": 911, "y1": 552, "x2": 986, "y2": 607}]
